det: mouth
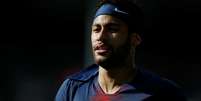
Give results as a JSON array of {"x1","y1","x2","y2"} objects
[{"x1": 95, "y1": 45, "x2": 111, "y2": 55}]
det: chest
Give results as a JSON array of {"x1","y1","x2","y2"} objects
[{"x1": 72, "y1": 83, "x2": 152, "y2": 101}]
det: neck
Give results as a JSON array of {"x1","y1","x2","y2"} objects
[{"x1": 98, "y1": 58, "x2": 136, "y2": 94}]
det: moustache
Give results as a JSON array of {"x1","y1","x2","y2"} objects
[{"x1": 94, "y1": 43, "x2": 112, "y2": 51}]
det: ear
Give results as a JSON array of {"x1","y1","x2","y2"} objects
[{"x1": 130, "y1": 33, "x2": 142, "y2": 47}]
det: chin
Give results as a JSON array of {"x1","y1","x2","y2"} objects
[
  {"x1": 94, "y1": 55, "x2": 115, "y2": 69},
  {"x1": 95, "y1": 55, "x2": 108, "y2": 64}
]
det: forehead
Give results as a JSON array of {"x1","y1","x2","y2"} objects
[{"x1": 92, "y1": 15, "x2": 126, "y2": 26}]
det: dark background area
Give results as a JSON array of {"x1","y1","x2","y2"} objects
[
  {"x1": 1, "y1": 0, "x2": 84, "y2": 101},
  {"x1": 1, "y1": 0, "x2": 200, "y2": 101},
  {"x1": 137, "y1": 0, "x2": 201, "y2": 100}
]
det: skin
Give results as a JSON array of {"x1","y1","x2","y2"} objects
[{"x1": 91, "y1": 15, "x2": 141, "y2": 94}]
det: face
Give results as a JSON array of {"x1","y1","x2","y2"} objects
[{"x1": 91, "y1": 15, "x2": 131, "y2": 68}]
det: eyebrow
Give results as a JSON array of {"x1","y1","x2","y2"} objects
[
  {"x1": 92, "y1": 22, "x2": 120, "y2": 27},
  {"x1": 106, "y1": 22, "x2": 120, "y2": 27}
]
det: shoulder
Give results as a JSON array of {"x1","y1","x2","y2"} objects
[
  {"x1": 138, "y1": 67, "x2": 180, "y2": 90},
  {"x1": 67, "y1": 64, "x2": 99, "y2": 82},
  {"x1": 59, "y1": 64, "x2": 99, "y2": 89},
  {"x1": 135, "y1": 67, "x2": 187, "y2": 100},
  {"x1": 55, "y1": 64, "x2": 99, "y2": 101}
]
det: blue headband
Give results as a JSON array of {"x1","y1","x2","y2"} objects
[{"x1": 94, "y1": 3, "x2": 130, "y2": 24}]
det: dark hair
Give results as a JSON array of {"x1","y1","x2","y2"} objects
[{"x1": 95, "y1": 0, "x2": 144, "y2": 34}]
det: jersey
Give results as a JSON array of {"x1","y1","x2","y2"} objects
[{"x1": 55, "y1": 64, "x2": 187, "y2": 101}]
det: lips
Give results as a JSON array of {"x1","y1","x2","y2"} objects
[{"x1": 95, "y1": 45, "x2": 111, "y2": 55}]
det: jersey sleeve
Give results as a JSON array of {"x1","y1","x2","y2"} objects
[{"x1": 55, "y1": 79, "x2": 71, "y2": 101}]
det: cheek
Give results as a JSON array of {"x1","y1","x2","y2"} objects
[
  {"x1": 111, "y1": 34, "x2": 128, "y2": 48},
  {"x1": 91, "y1": 34, "x2": 95, "y2": 44},
  {"x1": 91, "y1": 33, "x2": 98, "y2": 49},
  {"x1": 91, "y1": 32, "x2": 98, "y2": 40}
]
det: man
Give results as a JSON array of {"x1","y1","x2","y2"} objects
[{"x1": 55, "y1": 0, "x2": 186, "y2": 101}]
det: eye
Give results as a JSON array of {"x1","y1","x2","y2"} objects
[
  {"x1": 108, "y1": 26, "x2": 119, "y2": 33},
  {"x1": 92, "y1": 25, "x2": 101, "y2": 33}
]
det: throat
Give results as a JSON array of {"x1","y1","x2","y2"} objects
[
  {"x1": 98, "y1": 65, "x2": 136, "y2": 94},
  {"x1": 98, "y1": 74, "x2": 120, "y2": 94}
]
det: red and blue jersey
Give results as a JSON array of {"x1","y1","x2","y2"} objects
[{"x1": 55, "y1": 64, "x2": 187, "y2": 101}]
